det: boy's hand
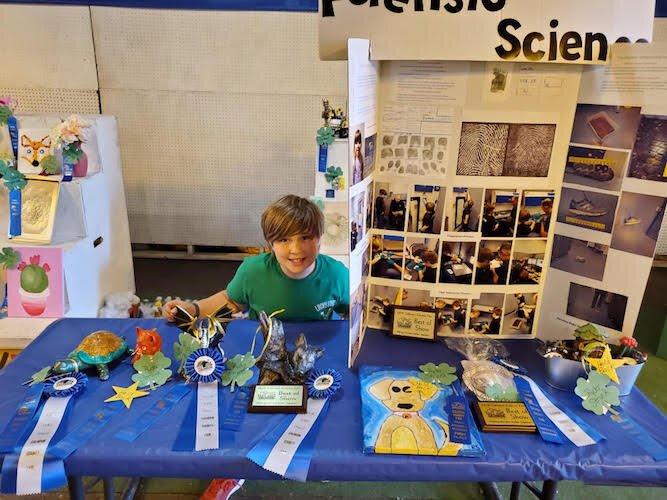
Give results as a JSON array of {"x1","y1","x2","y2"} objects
[{"x1": 163, "y1": 300, "x2": 195, "y2": 322}]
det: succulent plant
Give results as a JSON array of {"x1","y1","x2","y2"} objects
[{"x1": 18, "y1": 255, "x2": 50, "y2": 293}]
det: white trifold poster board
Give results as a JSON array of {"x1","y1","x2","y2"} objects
[{"x1": 316, "y1": 36, "x2": 667, "y2": 367}]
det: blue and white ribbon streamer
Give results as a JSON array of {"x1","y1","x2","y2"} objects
[
  {"x1": 318, "y1": 144, "x2": 328, "y2": 173},
  {"x1": 247, "y1": 368, "x2": 341, "y2": 481},
  {"x1": 0, "y1": 384, "x2": 44, "y2": 454},
  {"x1": 8, "y1": 189, "x2": 21, "y2": 238},
  {"x1": 515, "y1": 375, "x2": 603, "y2": 447},
  {"x1": 7, "y1": 116, "x2": 19, "y2": 158},
  {"x1": 1, "y1": 374, "x2": 86, "y2": 495}
]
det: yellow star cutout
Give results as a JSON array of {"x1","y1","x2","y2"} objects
[
  {"x1": 585, "y1": 346, "x2": 625, "y2": 384},
  {"x1": 104, "y1": 382, "x2": 149, "y2": 409}
]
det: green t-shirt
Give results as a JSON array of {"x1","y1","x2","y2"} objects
[{"x1": 226, "y1": 253, "x2": 349, "y2": 321}]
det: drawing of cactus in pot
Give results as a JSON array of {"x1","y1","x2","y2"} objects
[{"x1": 17, "y1": 254, "x2": 51, "y2": 316}]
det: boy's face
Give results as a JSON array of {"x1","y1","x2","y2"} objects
[{"x1": 270, "y1": 234, "x2": 320, "y2": 279}]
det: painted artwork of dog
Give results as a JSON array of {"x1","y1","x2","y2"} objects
[{"x1": 364, "y1": 373, "x2": 469, "y2": 456}]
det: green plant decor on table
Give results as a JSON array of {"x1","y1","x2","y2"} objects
[{"x1": 132, "y1": 351, "x2": 173, "y2": 390}]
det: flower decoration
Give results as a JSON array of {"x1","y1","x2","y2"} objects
[
  {"x1": 51, "y1": 115, "x2": 91, "y2": 148},
  {"x1": 132, "y1": 351, "x2": 173, "y2": 389},
  {"x1": 619, "y1": 336, "x2": 638, "y2": 357},
  {"x1": 184, "y1": 347, "x2": 225, "y2": 384},
  {"x1": 574, "y1": 370, "x2": 620, "y2": 415},
  {"x1": 324, "y1": 166, "x2": 344, "y2": 190},
  {"x1": 307, "y1": 368, "x2": 342, "y2": 399},
  {"x1": 0, "y1": 161, "x2": 27, "y2": 191},
  {"x1": 316, "y1": 127, "x2": 335, "y2": 146},
  {"x1": 407, "y1": 377, "x2": 439, "y2": 399},
  {"x1": 323, "y1": 211, "x2": 348, "y2": 247},
  {"x1": 44, "y1": 372, "x2": 88, "y2": 398},
  {"x1": 418, "y1": 362, "x2": 457, "y2": 386},
  {"x1": 39, "y1": 155, "x2": 60, "y2": 175},
  {"x1": 0, "y1": 96, "x2": 16, "y2": 124}
]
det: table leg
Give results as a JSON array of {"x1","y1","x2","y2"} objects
[
  {"x1": 542, "y1": 480, "x2": 558, "y2": 500},
  {"x1": 510, "y1": 481, "x2": 521, "y2": 500},
  {"x1": 479, "y1": 481, "x2": 502, "y2": 500},
  {"x1": 67, "y1": 475, "x2": 84, "y2": 500},
  {"x1": 103, "y1": 477, "x2": 114, "y2": 500},
  {"x1": 121, "y1": 477, "x2": 142, "y2": 500}
]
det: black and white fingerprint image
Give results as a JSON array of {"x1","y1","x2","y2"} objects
[
  {"x1": 503, "y1": 124, "x2": 556, "y2": 177},
  {"x1": 456, "y1": 123, "x2": 509, "y2": 176},
  {"x1": 379, "y1": 133, "x2": 447, "y2": 176}
]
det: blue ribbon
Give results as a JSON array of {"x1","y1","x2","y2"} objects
[
  {"x1": 0, "y1": 384, "x2": 44, "y2": 453},
  {"x1": 611, "y1": 410, "x2": 667, "y2": 461},
  {"x1": 246, "y1": 398, "x2": 330, "y2": 482},
  {"x1": 0, "y1": 394, "x2": 75, "y2": 494},
  {"x1": 8, "y1": 189, "x2": 21, "y2": 238},
  {"x1": 7, "y1": 116, "x2": 19, "y2": 158},
  {"x1": 514, "y1": 376, "x2": 567, "y2": 444},
  {"x1": 318, "y1": 144, "x2": 328, "y2": 173},
  {"x1": 185, "y1": 348, "x2": 225, "y2": 384},
  {"x1": 115, "y1": 384, "x2": 191, "y2": 443},
  {"x1": 446, "y1": 395, "x2": 471, "y2": 444},
  {"x1": 50, "y1": 404, "x2": 122, "y2": 459},
  {"x1": 173, "y1": 384, "x2": 231, "y2": 451},
  {"x1": 221, "y1": 386, "x2": 251, "y2": 431},
  {"x1": 62, "y1": 162, "x2": 73, "y2": 182}
]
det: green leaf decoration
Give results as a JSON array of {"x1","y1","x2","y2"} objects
[
  {"x1": 574, "y1": 370, "x2": 620, "y2": 415},
  {"x1": 221, "y1": 352, "x2": 255, "y2": 392},
  {"x1": 173, "y1": 333, "x2": 202, "y2": 374},
  {"x1": 316, "y1": 127, "x2": 335, "y2": 146},
  {"x1": 0, "y1": 161, "x2": 27, "y2": 191},
  {"x1": 62, "y1": 142, "x2": 84, "y2": 164},
  {"x1": 132, "y1": 352, "x2": 172, "y2": 389},
  {"x1": 485, "y1": 383, "x2": 521, "y2": 402},
  {"x1": 0, "y1": 247, "x2": 20, "y2": 270},
  {"x1": 418, "y1": 362, "x2": 457, "y2": 386},
  {"x1": 324, "y1": 166, "x2": 343, "y2": 184},
  {"x1": 574, "y1": 323, "x2": 606, "y2": 341},
  {"x1": 0, "y1": 106, "x2": 11, "y2": 125},
  {"x1": 29, "y1": 366, "x2": 52, "y2": 385},
  {"x1": 40, "y1": 155, "x2": 59, "y2": 175}
]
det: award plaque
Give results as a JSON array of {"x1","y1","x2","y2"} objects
[
  {"x1": 472, "y1": 401, "x2": 537, "y2": 433},
  {"x1": 390, "y1": 306, "x2": 438, "y2": 341},
  {"x1": 248, "y1": 384, "x2": 308, "y2": 414}
]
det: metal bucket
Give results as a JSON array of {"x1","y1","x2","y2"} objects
[{"x1": 544, "y1": 356, "x2": 644, "y2": 396}]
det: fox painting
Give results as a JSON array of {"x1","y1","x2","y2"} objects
[{"x1": 17, "y1": 129, "x2": 54, "y2": 175}]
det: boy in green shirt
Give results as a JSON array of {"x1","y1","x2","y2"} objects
[{"x1": 164, "y1": 194, "x2": 349, "y2": 323}]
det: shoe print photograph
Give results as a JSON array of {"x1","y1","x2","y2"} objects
[
  {"x1": 610, "y1": 191, "x2": 666, "y2": 258},
  {"x1": 556, "y1": 187, "x2": 618, "y2": 233},
  {"x1": 627, "y1": 115, "x2": 667, "y2": 183},
  {"x1": 570, "y1": 104, "x2": 641, "y2": 150},
  {"x1": 566, "y1": 282, "x2": 627, "y2": 332},
  {"x1": 456, "y1": 122, "x2": 555, "y2": 177},
  {"x1": 502, "y1": 292, "x2": 538, "y2": 336},
  {"x1": 549, "y1": 234, "x2": 609, "y2": 281},
  {"x1": 468, "y1": 293, "x2": 504, "y2": 335},
  {"x1": 563, "y1": 145, "x2": 628, "y2": 192}
]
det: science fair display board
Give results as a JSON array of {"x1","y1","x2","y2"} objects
[{"x1": 311, "y1": 2, "x2": 663, "y2": 366}]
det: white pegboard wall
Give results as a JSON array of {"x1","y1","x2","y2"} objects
[
  {"x1": 0, "y1": 5, "x2": 97, "y2": 90},
  {"x1": 0, "y1": 88, "x2": 99, "y2": 114},
  {"x1": 655, "y1": 211, "x2": 667, "y2": 257},
  {"x1": 102, "y1": 89, "x2": 347, "y2": 246},
  {"x1": 91, "y1": 8, "x2": 347, "y2": 96}
]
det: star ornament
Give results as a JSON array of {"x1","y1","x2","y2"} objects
[
  {"x1": 104, "y1": 382, "x2": 149, "y2": 408},
  {"x1": 585, "y1": 346, "x2": 625, "y2": 384}
]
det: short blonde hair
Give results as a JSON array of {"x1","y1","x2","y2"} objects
[{"x1": 261, "y1": 195, "x2": 324, "y2": 243}]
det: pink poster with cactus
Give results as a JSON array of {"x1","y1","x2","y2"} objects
[{"x1": 7, "y1": 247, "x2": 64, "y2": 318}]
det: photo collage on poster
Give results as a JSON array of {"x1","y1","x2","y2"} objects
[
  {"x1": 549, "y1": 104, "x2": 667, "y2": 333},
  {"x1": 366, "y1": 176, "x2": 556, "y2": 337}
]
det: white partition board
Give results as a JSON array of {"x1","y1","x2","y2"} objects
[{"x1": 0, "y1": 5, "x2": 97, "y2": 90}]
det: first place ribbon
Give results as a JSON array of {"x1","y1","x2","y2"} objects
[
  {"x1": 0, "y1": 373, "x2": 87, "y2": 495},
  {"x1": 247, "y1": 369, "x2": 342, "y2": 482}
]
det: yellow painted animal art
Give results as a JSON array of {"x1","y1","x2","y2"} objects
[{"x1": 368, "y1": 377, "x2": 463, "y2": 456}]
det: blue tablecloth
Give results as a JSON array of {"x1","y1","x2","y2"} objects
[{"x1": 0, "y1": 318, "x2": 665, "y2": 485}]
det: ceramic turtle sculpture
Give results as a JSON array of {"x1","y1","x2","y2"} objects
[{"x1": 53, "y1": 330, "x2": 129, "y2": 380}]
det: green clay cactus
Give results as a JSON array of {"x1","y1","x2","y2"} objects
[{"x1": 18, "y1": 255, "x2": 50, "y2": 293}]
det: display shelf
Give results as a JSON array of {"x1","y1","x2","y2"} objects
[{"x1": 0, "y1": 114, "x2": 135, "y2": 348}]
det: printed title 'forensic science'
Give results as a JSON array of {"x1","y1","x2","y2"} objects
[{"x1": 321, "y1": 0, "x2": 647, "y2": 62}]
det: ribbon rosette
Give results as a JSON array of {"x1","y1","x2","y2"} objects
[
  {"x1": 185, "y1": 348, "x2": 226, "y2": 384},
  {"x1": 307, "y1": 369, "x2": 342, "y2": 399},
  {"x1": 43, "y1": 372, "x2": 88, "y2": 398}
]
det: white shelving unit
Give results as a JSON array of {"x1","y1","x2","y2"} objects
[{"x1": 0, "y1": 114, "x2": 135, "y2": 348}]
